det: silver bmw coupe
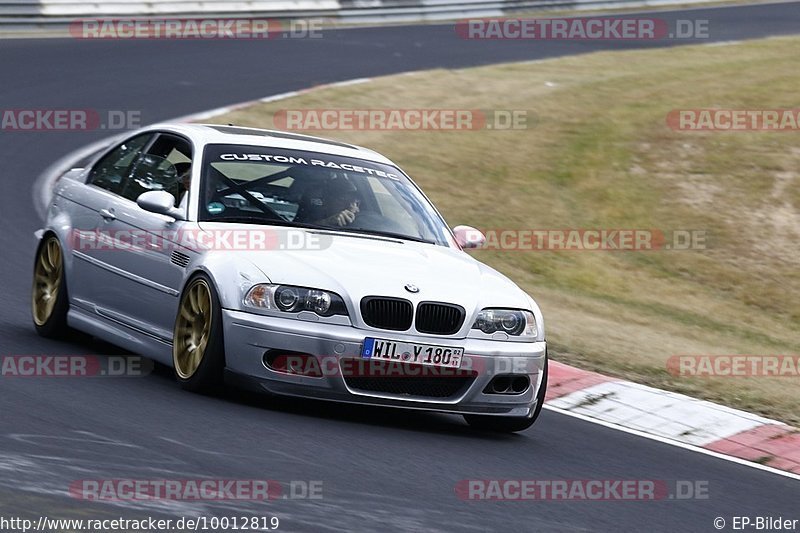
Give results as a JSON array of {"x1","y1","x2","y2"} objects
[{"x1": 33, "y1": 123, "x2": 547, "y2": 432}]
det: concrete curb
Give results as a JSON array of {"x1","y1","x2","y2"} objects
[{"x1": 546, "y1": 361, "x2": 800, "y2": 474}]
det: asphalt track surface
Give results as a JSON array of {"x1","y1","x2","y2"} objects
[{"x1": 2, "y1": 3, "x2": 800, "y2": 531}]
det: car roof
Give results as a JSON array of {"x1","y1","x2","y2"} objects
[{"x1": 142, "y1": 123, "x2": 396, "y2": 166}]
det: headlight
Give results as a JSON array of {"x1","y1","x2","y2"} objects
[
  {"x1": 472, "y1": 309, "x2": 536, "y2": 337},
  {"x1": 244, "y1": 284, "x2": 348, "y2": 317}
]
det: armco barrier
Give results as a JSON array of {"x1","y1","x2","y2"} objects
[{"x1": 0, "y1": 0, "x2": 716, "y2": 31}]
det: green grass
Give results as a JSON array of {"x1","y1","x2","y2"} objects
[{"x1": 210, "y1": 36, "x2": 800, "y2": 424}]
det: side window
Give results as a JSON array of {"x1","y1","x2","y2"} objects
[
  {"x1": 87, "y1": 134, "x2": 151, "y2": 195},
  {"x1": 122, "y1": 134, "x2": 193, "y2": 205}
]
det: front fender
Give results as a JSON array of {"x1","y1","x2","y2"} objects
[{"x1": 181, "y1": 252, "x2": 271, "y2": 311}]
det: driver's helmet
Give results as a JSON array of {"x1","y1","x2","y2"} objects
[
  {"x1": 296, "y1": 171, "x2": 358, "y2": 222},
  {"x1": 324, "y1": 174, "x2": 358, "y2": 214}
]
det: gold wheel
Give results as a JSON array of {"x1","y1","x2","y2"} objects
[
  {"x1": 174, "y1": 279, "x2": 213, "y2": 379},
  {"x1": 32, "y1": 237, "x2": 63, "y2": 327}
]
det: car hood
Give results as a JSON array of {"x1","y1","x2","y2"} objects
[{"x1": 199, "y1": 224, "x2": 531, "y2": 314}]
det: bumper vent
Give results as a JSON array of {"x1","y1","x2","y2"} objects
[
  {"x1": 360, "y1": 297, "x2": 413, "y2": 331},
  {"x1": 415, "y1": 302, "x2": 466, "y2": 335}
]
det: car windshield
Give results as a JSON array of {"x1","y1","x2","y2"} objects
[{"x1": 200, "y1": 144, "x2": 449, "y2": 245}]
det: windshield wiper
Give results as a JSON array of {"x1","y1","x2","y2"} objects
[
  {"x1": 204, "y1": 216, "x2": 328, "y2": 231},
  {"x1": 205, "y1": 217, "x2": 437, "y2": 244},
  {"x1": 323, "y1": 227, "x2": 436, "y2": 244},
  {"x1": 203, "y1": 215, "x2": 277, "y2": 225}
]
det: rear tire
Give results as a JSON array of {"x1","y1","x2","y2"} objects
[
  {"x1": 32, "y1": 235, "x2": 70, "y2": 338},
  {"x1": 172, "y1": 273, "x2": 225, "y2": 393},
  {"x1": 464, "y1": 354, "x2": 548, "y2": 433}
]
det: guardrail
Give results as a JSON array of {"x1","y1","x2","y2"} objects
[{"x1": 0, "y1": 0, "x2": 715, "y2": 30}]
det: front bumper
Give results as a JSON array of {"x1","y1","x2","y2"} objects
[{"x1": 222, "y1": 309, "x2": 546, "y2": 417}]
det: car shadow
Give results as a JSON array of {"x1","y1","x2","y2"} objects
[{"x1": 218, "y1": 386, "x2": 522, "y2": 441}]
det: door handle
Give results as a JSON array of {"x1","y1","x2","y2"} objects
[{"x1": 99, "y1": 208, "x2": 116, "y2": 221}]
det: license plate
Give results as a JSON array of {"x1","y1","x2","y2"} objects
[{"x1": 362, "y1": 338, "x2": 463, "y2": 369}]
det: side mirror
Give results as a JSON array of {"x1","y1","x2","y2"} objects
[
  {"x1": 453, "y1": 225, "x2": 486, "y2": 249},
  {"x1": 137, "y1": 191, "x2": 184, "y2": 220}
]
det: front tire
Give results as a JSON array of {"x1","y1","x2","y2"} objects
[
  {"x1": 173, "y1": 274, "x2": 225, "y2": 393},
  {"x1": 32, "y1": 235, "x2": 70, "y2": 338},
  {"x1": 464, "y1": 355, "x2": 549, "y2": 433}
]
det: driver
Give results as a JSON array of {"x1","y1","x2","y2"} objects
[{"x1": 313, "y1": 174, "x2": 360, "y2": 227}]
